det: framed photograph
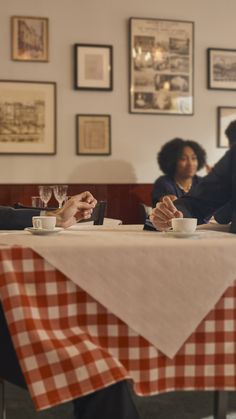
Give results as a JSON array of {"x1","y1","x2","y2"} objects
[
  {"x1": 0, "y1": 80, "x2": 56, "y2": 155},
  {"x1": 129, "y1": 17, "x2": 194, "y2": 115},
  {"x1": 217, "y1": 106, "x2": 236, "y2": 148},
  {"x1": 208, "y1": 48, "x2": 236, "y2": 90},
  {"x1": 76, "y1": 114, "x2": 111, "y2": 155},
  {"x1": 74, "y1": 44, "x2": 113, "y2": 90},
  {"x1": 11, "y1": 16, "x2": 49, "y2": 62}
]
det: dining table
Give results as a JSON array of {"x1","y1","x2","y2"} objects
[{"x1": 0, "y1": 222, "x2": 236, "y2": 418}]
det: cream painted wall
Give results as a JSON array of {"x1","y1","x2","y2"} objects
[{"x1": 0, "y1": 0, "x2": 235, "y2": 183}]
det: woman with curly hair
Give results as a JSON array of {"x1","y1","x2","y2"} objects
[{"x1": 152, "y1": 137, "x2": 207, "y2": 207}]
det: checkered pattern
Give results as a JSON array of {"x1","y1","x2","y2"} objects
[{"x1": 0, "y1": 246, "x2": 236, "y2": 411}]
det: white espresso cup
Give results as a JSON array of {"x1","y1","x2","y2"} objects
[
  {"x1": 32, "y1": 216, "x2": 56, "y2": 230},
  {"x1": 171, "y1": 218, "x2": 197, "y2": 233}
]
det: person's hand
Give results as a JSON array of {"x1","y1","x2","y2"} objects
[
  {"x1": 150, "y1": 196, "x2": 183, "y2": 231},
  {"x1": 47, "y1": 191, "x2": 97, "y2": 228},
  {"x1": 205, "y1": 163, "x2": 212, "y2": 174},
  {"x1": 160, "y1": 194, "x2": 177, "y2": 202}
]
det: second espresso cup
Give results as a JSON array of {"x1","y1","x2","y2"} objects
[
  {"x1": 171, "y1": 218, "x2": 197, "y2": 233},
  {"x1": 32, "y1": 216, "x2": 56, "y2": 230}
]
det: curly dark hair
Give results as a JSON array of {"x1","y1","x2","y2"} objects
[{"x1": 157, "y1": 137, "x2": 207, "y2": 177}]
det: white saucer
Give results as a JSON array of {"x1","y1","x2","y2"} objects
[
  {"x1": 24, "y1": 227, "x2": 63, "y2": 236},
  {"x1": 164, "y1": 230, "x2": 199, "y2": 239}
]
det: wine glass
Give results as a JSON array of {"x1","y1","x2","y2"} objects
[
  {"x1": 38, "y1": 185, "x2": 52, "y2": 208},
  {"x1": 53, "y1": 185, "x2": 68, "y2": 208}
]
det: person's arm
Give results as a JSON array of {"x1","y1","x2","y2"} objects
[
  {"x1": 47, "y1": 191, "x2": 97, "y2": 228},
  {"x1": 150, "y1": 147, "x2": 234, "y2": 231},
  {"x1": 0, "y1": 206, "x2": 40, "y2": 230},
  {"x1": 175, "y1": 148, "x2": 233, "y2": 223},
  {"x1": 0, "y1": 191, "x2": 97, "y2": 230},
  {"x1": 213, "y1": 201, "x2": 233, "y2": 224}
]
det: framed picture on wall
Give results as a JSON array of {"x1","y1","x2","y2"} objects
[
  {"x1": 208, "y1": 48, "x2": 236, "y2": 90},
  {"x1": 129, "y1": 17, "x2": 194, "y2": 115},
  {"x1": 74, "y1": 44, "x2": 113, "y2": 90},
  {"x1": 217, "y1": 106, "x2": 236, "y2": 148},
  {"x1": 76, "y1": 114, "x2": 111, "y2": 155},
  {"x1": 11, "y1": 16, "x2": 49, "y2": 62},
  {"x1": 0, "y1": 80, "x2": 56, "y2": 155}
]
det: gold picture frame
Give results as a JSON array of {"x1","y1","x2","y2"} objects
[
  {"x1": 76, "y1": 114, "x2": 111, "y2": 155},
  {"x1": 11, "y1": 16, "x2": 49, "y2": 62}
]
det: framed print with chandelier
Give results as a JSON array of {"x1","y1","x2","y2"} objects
[
  {"x1": 0, "y1": 80, "x2": 56, "y2": 155},
  {"x1": 76, "y1": 114, "x2": 111, "y2": 155},
  {"x1": 129, "y1": 17, "x2": 194, "y2": 115},
  {"x1": 217, "y1": 106, "x2": 236, "y2": 148},
  {"x1": 11, "y1": 16, "x2": 49, "y2": 62},
  {"x1": 208, "y1": 48, "x2": 236, "y2": 90},
  {"x1": 74, "y1": 44, "x2": 113, "y2": 90}
]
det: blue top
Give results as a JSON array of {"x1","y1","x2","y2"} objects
[{"x1": 152, "y1": 174, "x2": 202, "y2": 207}]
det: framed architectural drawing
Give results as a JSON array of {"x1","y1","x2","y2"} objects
[
  {"x1": 76, "y1": 114, "x2": 111, "y2": 155},
  {"x1": 74, "y1": 44, "x2": 113, "y2": 90},
  {"x1": 208, "y1": 48, "x2": 236, "y2": 90},
  {"x1": 129, "y1": 17, "x2": 194, "y2": 115},
  {"x1": 0, "y1": 80, "x2": 56, "y2": 154},
  {"x1": 11, "y1": 16, "x2": 49, "y2": 62},
  {"x1": 217, "y1": 106, "x2": 236, "y2": 148}
]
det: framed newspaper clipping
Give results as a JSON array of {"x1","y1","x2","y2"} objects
[{"x1": 129, "y1": 18, "x2": 194, "y2": 115}]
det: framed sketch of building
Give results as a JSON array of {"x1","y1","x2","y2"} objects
[
  {"x1": 129, "y1": 18, "x2": 194, "y2": 115},
  {"x1": 208, "y1": 48, "x2": 236, "y2": 90},
  {"x1": 0, "y1": 81, "x2": 56, "y2": 154},
  {"x1": 11, "y1": 16, "x2": 49, "y2": 62}
]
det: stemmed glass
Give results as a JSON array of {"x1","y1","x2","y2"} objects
[
  {"x1": 53, "y1": 185, "x2": 68, "y2": 208},
  {"x1": 38, "y1": 186, "x2": 52, "y2": 208}
]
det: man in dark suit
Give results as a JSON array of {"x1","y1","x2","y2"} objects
[
  {"x1": 149, "y1": 145, "x2": 236, "y2": 233},
  {"x1": 0, "y1": 190, "x2": 141, "y2": 419}
]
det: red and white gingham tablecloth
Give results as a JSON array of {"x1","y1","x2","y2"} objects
[{"x1": 0, "y1": 245, "x2": 236, "y2": 411}]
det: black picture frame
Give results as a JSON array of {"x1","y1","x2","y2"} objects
[
  {"x1": 76, "y1": 114, "x2": 111, "y2": 155},
  {"x1": 129, "y1": 17, "x2": 194, "y2": 115},
  {"x1": 74, "y1": 44, "x2": 113, "y2": 91},
  {"x1": 217, "y1": 106, "x2": 236, "y2": 148},
  {"x1": 208, "y1": 48, "x2": 236, "y2": 90}
]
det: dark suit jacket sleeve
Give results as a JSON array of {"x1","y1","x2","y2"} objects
[
  {"x1": 0, "y1": 206, "x2": 40, "y2": 230},
  {"x1": 174, "y1": 147, "x2": 233, "y2": 224},
  {"x1": 213, "y1": 201, "x2": 233, "y2": 224}
]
